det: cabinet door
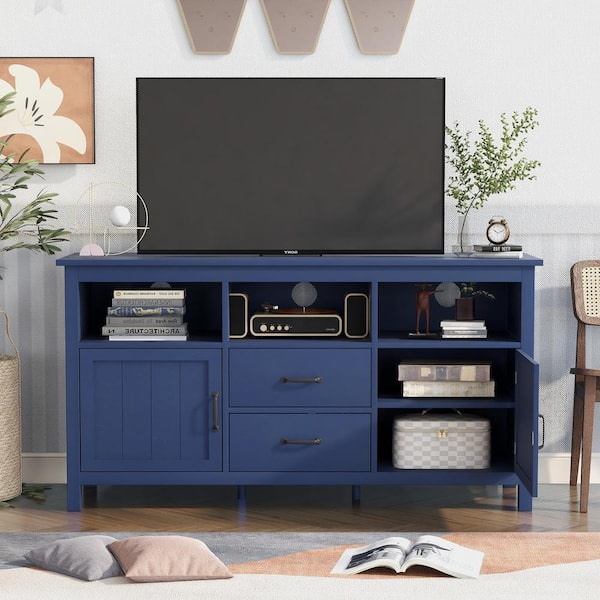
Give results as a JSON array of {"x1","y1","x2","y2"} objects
[
  {"x1": 514, "y1": 349, "x2": 539, "y2": 496},
  {"x1": 80, "y1": 349, "x2": 221, "y2": 471}
]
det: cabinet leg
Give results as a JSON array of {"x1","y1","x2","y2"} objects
[
  {"x1": 517, "y1": 486, "x2": 533, "y2": 511},
  {"x1": 237, "y1": 485, "x2": 247, "y2": 503},
  {"x1": 352, "y1": 485, "x2": 361, "y2": 504},
  {"x1": 67, "y1": 484, "x2": 83, "y2": 512}
]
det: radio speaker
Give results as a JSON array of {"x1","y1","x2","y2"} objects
[
  {"x1": 229, "y1": 292, "x2": 248, "y2": 338},
  {"x1": 344, "y1": 293, "x2": 369, "y2": 338}
]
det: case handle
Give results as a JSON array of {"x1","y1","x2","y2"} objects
[{"x1": 212, "y1": 391, "x2": 220, "y2": 432}]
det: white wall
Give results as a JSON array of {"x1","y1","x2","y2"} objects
[{"x1": 2, "y1": 1, "x2": 600, "y2": 479}]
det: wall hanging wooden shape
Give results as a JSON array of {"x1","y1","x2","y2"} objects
[
  {"x1": 261, "y1": 0, "x2": 331, "y2": 55},
  {"x1": 344, "y1": 0, "x2": 415, "y2": 55},
  {"x1": 176, "y1": 0, "x2": 247, "y2": 54}
]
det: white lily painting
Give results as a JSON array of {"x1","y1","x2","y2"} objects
[{"x1": 0, "y1": 57, "x2": 94, "y2": 164}]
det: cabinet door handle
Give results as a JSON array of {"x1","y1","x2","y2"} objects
[
  {"x1": 280, "y1": 376, "x2": 321, "y2": 384},
  {"x1": 212, "y1": 391, "x2": 220, "y2": 432},
  {"x1": 280, "y1": 437, "x2": 322, "y2": 445}
]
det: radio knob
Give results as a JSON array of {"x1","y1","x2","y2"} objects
[
  {"x1": 284, "y1": 325, "x2": 290, "y2": 331},
  {"x1": 269, "y1": 325, "x2": 275, "y2": 331},
  {"x1": 277, "y1": 325, "x2": 283, "y2": 331},
  {"x1": 259, "y1": 323, "x2": 268, "y2": 332}
]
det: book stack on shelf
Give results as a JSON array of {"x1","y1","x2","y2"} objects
[
  {"x1": 102, "y1": 288, "x2": 188, "y2": 341},
  {"x1": 398, "y1": 359, "x2": 495, "y2": 397},
  {"x1": 440, "y1": 319, "x2": 487, "y2": 339},
  {"x1": 473, "y1": 244, "x2": 523, "y2": 258}
]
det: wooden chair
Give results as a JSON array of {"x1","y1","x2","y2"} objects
[{"x1": 570, "y1": 260, "x2": 600, "y2": 512}]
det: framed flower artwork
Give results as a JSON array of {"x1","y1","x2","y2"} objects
[{"x1": 0, "y1": 57, "x2": 94, "y2": 164}]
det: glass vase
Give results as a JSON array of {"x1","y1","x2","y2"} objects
[{"x1": 452, "y1": 215, "x2": 473, "y2": 256}]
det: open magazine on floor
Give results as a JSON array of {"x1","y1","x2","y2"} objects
[{"x1": 330, "y1": 535, "x2": 484, "y2": 579}]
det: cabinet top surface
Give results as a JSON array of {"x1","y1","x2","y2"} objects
[{"x1": 57, "y1": 253, "x2": 543, "y2": 268}]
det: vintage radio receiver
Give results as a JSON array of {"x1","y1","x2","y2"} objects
[{"x1": 249, "y1": 310, "x2": 342, "y2": 337}]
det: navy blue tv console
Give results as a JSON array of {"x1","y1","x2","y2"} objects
[{"x1": 57, "y1": 253, "x2": 542, "y2": 511}]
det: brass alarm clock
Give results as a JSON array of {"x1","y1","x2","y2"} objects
[{"x1": 486, "y1": 216, "x2": 510, "y2": 245}]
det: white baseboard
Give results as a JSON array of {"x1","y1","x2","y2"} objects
[
  {"x1": 22, "y1": 453, "x2": 66, "y2": 484},
  {"x1": 21, "y1": 453, "x2": 600, "y2": 485},
  {"x1": 537, "y1": 453, "x2": 600, "y2": 483}
]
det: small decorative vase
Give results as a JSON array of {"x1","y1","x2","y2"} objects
[
  {"x1": 452, "y1": 215, "x2": 473, "y2": 257},
  {"x1": 455, "y1": 297, "x2": 474, "y2": 321}
]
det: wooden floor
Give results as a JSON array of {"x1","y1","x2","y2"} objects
[{"x1": 1, "y1": 484, "x2": 600, "y2": 533}]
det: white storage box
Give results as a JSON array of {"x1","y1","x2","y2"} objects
[{"x1": 392, "y1": 413, "x2": 491, "y2": 469}]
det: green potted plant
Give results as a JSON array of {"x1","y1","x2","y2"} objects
[
  {"x1": 0, "y1": 91, "x2": 68, "y2": 505},
  {"x1": 455, "y1": 282, "x2": 495, "y2": 320},
  {"x1": 445, "y1": 107, "x2": 541, "y2": 255}
]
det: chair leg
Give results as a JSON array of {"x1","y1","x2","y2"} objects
[
  {"x1": 570, "y1": 395, "x2": 584, "y2": 486},
  {"x1": 579, "y1": 376, "x2": 597, "y2": 513}
]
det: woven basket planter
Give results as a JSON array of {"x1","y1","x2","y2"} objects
[{"x1": 0, "y1": 308, "x2": 21, "y2": 502}]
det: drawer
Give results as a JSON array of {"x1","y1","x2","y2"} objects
[
  {"x1": 229, "y1": 348, "x2": 371, "y2": 407},
  {"x1": 229, "y1": 413, "x2": 371, "y2": 472}
]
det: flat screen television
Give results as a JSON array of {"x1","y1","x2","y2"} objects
[{"x1": 136, "y1": 77, "x2": 445, "y2": 255}]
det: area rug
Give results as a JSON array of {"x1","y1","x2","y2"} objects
[
  {"x1": 0, "y1": 532, "x2": 599, "y2": 599},
  {"x1": 229, "y1": 532, "x2": 600, "y2": 577}
]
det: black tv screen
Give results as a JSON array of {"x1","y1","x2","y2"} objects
[{"x1": 136, "y1": 77, "x2": 445, "y2": 255}]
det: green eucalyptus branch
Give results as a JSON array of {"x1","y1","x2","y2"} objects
[
  {"x1": 459, "y1": 282, "x2": 495, "y2": 300},
  {"x1": 445, "y1": 107, "x2": 541, "y2": 249},
  {"x1": 0, "y1": 194, "x2": 69, "y2": 254}
]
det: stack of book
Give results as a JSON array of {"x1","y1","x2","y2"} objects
[
  {"x1": 440, "y1": 319, "x2": 487, "y2": 339},
  {"x1": 397, "y1": 358, "x2": 495, "y2": 397},
  {"x1": 472, "y1": 244, "x2": 523, "y2": 258},
  {"x1": 103, "y1": 288, "x2": 188, "y2": 341}
]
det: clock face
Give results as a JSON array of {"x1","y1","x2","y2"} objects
[{"x1": 487, "y1": 221, "x2": 509, "y2": 244}]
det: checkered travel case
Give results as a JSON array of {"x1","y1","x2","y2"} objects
[{"x1": 392, "y1": 412, "x2": 491, "y2": 469}]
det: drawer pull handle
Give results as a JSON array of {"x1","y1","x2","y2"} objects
[
  {"x1": 212, "y1": 391, "x2": 220, "y2": 432},
  {"x1": 280, "y1": 376, "x2": 321, "y2": 384},
  {"x1": 281, "y1": 437, "x2": 322, "y2": 445}
]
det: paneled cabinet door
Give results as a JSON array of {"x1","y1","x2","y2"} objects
[
  {"x1": 514, "y1": 349, "x2": 540, "y2": 511},
  {"x1": 80, "y1": 349, "x2": 222, "y2": 472}
]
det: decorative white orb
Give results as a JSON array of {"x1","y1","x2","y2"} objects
[{"x1": 110, "y1": 205, "x2": 131, "y2": 227}]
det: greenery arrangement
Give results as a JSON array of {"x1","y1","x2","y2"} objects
[
  {"x1": 0, "y1": 92, "x2": 68, "y2": 277},
  {"x1": 459, "y1": 282, "x2": 495, "y2": 300},
  {"x1": 445, "y1": 106, "x2": 541, "y2": 252}
]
